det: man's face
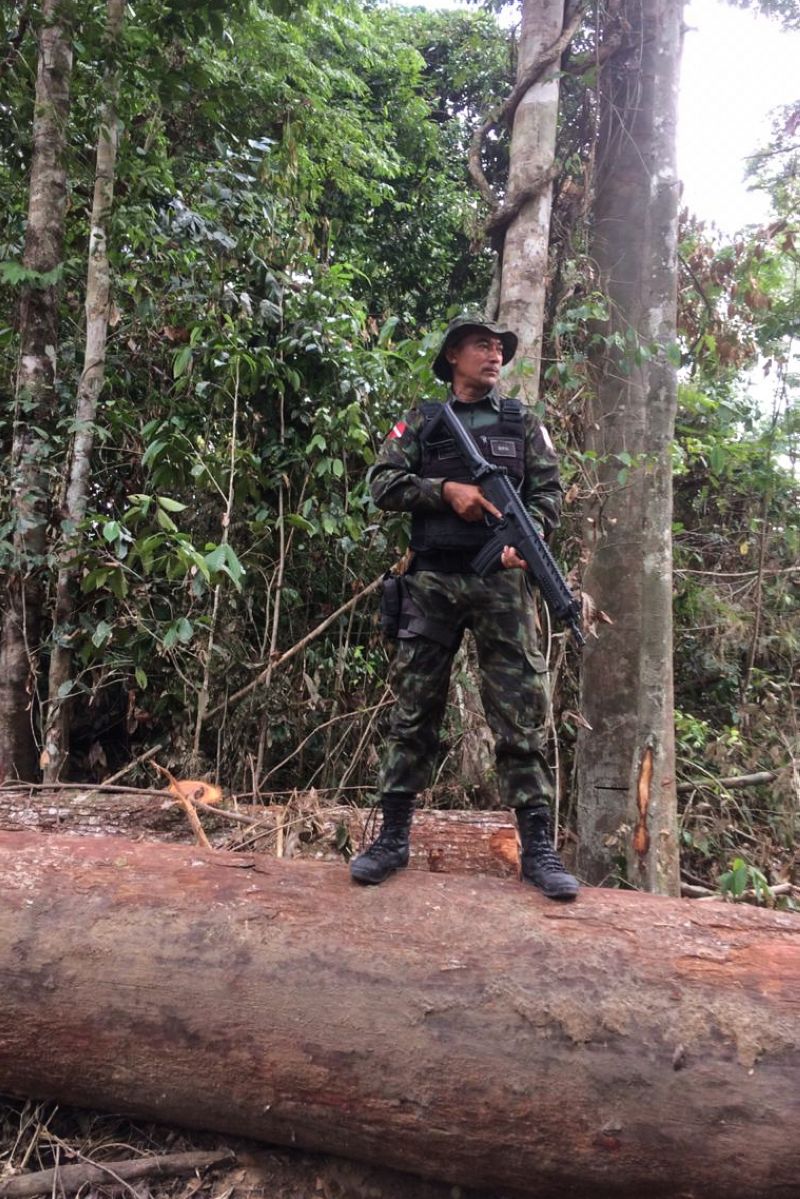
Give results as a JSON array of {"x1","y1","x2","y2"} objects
[{"x1": 446, "y1": 330, "x2": 504, "y2": 393}]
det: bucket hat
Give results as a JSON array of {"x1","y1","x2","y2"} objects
[{"x1": 432, "y1": 314, "x2": 518, "y2": 383}]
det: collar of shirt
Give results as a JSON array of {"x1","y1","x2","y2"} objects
[{"x1": 447, "y1": 386, "x2": 501, "y2": 411}]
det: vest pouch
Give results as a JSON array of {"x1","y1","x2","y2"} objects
[
  {"x1": 427, "y1": 437, "x2": 460, "y2": 464},
  {"x1": 379, "y1": 572, "x2": 404, "y2": 639}
]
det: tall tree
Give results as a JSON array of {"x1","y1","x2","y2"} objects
[
  {"x1": 42, "y1": 0, "x2": 126, "y2": 781},
  {"x1": 454, "y1": 0, "x2": 567, "y2": 805},
  {"x1": 0, "y1": 0, "x2": 73, "y2": 781},
  {"x1": 467, "y1": 0, "x2": 586, "y2": 403},
  {"x1": 495, "y1": 0, "x2": 573, "y2": 404},
  {"x1": 576, "y1": 0, "x2": 684, "y2": 893}
]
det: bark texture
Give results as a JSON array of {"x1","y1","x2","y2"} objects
[
  {"x1": 0, "y1": 0, "x2": 74, "y2": 781},
  {"x1": 0, "y1": 791, "x2": 520, "y2": 877},
  {"x1": 43, "y1": 0, "x2": 126, "y2": 781},
  {"x1": 0, "y1": 0, "x2": 73, "y2": 782},
  {"x1": 577, "y1": 0, "x2": 683, "y2": 893},
  {"x1": 498, "y1": 0, "x2": 566, "y2": 403},
  {"x1": 1, "y1": 833, "x2": 799, "y2": 1199},
  {"x1": 451, "y1": 636, "x2": 502, "y2": 809}
]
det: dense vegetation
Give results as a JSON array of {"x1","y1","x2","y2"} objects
[{"x1": 0, "y1": 0, "x2": 797, "y2": 901}]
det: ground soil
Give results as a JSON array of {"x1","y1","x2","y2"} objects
[{"x1": 0, "y1": 1100, "x2": 511, "y2": 1199}]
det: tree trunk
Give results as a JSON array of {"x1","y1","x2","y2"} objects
[
  {"x1": 449, "y1": 635, "x2": 502, "y2": 809},
  {"x1": 1, "y1": 833, "x2": 799, "y2": 1199},
  {"x1": 497, "y1": 0, "x2": 566, "y2": 404},
  {"x1": 43, "y1": 0, "x2": 126, "y2": 781},
  {"x1": 576, "y1": 0, "x2": 683, "y2": 894},
  {"x1": 0, "y1": 0, "x2": 74, "y2": 782},
  {"x1": 0, "y1": 790, "x2": 520, "y2": 876},
  {"x1": 463, "y1": 0, "x2": 572, "y2": 821}
]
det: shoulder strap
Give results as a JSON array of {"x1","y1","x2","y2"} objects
[{"x1": 499, "y1": 396, "x2": 525, "y2": 421}]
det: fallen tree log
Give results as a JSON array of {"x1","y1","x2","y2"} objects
[
  {"x1": 0, "y1": 784, "x2": 208, "y2": 840},
  {"x1": 0, "y1": 832, "x2": 798, "y2": 1198},
  {"x1": 0, "y1": 789, "x2": 519, "y2": 877}
]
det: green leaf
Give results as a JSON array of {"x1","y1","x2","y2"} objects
[
  {"x1": 137, "y1": 533, "x2": 165, "y2": 554},
  {"x1": 157, "y1": 496, "x2": 188, "y2": 513},
  {"x1": 156, "y1": 507, "x2": 178, "y2": 532},
  {"x1": 708, "y1": 444, "x2": 727, "y2": 476},
  {"x1": 665, "y1": 341, "x2": 682, "y2": 368},
  {"x1": 37, "y1": 264, "x2": 66, "y2": 288},
  {"x1": 173, "y1": 345, "x2": 193, "y2": 378},
  {"x1": 135, "y1": 666, "x2": 148, "y2": 689},
  {"x1": 204, "y1": 544, "x2": 227, "y2": 573},
  {"x1": 335, "y1": 821, "x2": 351, "y2": 852},
  {"x1": 186, "y1": 547, "x2": 211, "y2": 581},
  {"x1": 0, "y1": 260, "x2": 29, "y2": 285},
  {"x1": 102, "y1": 520, "x2": 121, "y2": 543},
  {"x1": 0, "y1": 259, "x2": 65, "y2": 288},
  {"x1": 223, "y1": 544, "x2": 246, "y2": 587},
  {"x1": 141, "y1": 440, "x2": 167, "y2": 469},
  {"x1": 81, "y1": 568, "x2": 109, "y2": 592},
  {"x1": 109, "y1": 569, "x2": 129, "y2": 599},
  {"x1": 91, "y1": 620, "x2": 113, "y2": 648},
  {"x1": 287, "y1": 514, "x2": 316, "y2": 535},
  {"x1": 378, "y1": 315, "x2": 399, "y2": 346}
]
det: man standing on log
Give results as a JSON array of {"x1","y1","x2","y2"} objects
[{"x1": 350, "y1": 315, "x2": 579, "y2": 900}]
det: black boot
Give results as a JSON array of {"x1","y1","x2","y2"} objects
[
  {"x1": 350, "y1": 793, "x2": 414, "y2": 885},
  {"x1": 516, "y1": 807, "x2": 579, "y2": 901}
]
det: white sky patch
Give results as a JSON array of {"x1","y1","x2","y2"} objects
[{"x1": 677, "y1": 0, "x2": 800, "y2": 235}]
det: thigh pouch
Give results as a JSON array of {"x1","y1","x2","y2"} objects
[{"x1": 380, "y1": 573, "x2": 462, "y2": 649}]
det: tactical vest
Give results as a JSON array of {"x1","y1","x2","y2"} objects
[{"x1": 411, "y1": 397, "x2": 525, "y2": 554}]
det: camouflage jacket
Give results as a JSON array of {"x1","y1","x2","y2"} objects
[{"x1": 368, "y1": 389, "x2": 563, "y2": 539}]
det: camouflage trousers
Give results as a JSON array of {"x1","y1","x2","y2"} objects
[{"x1": 379, "y1": 569, "x2": 554, "y2": 810}]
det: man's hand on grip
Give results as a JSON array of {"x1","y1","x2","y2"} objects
[{"x1": 501, "y1": 545, "x2": 528, "y2": 571}]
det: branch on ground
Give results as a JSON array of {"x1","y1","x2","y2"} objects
[{"x1": 0, "y1": 1150, "x2": 233, "y2": 1198}]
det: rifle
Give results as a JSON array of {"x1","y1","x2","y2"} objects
[{"x1": 425, "y1": 399, "x2": 585, "y2": 647}]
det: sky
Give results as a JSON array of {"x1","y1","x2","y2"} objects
[
  {"x1": 397, "y1": 0, "x2": 800, "y2": 235},
  {"x1": 675, "y1": 0, "x2": 799, "y2": 415},
  {"x1": 678, "y1": 0, "x2": 800, "y2": 234}
]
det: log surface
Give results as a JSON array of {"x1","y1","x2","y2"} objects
[
  {"x1": 0, "y1": 832, "x2": 799, "y2": 1198},
  {"x1": 0, "y1": 789, "x2": 519, "y2": 876}
]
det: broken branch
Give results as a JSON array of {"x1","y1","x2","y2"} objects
[
  {"x1": 677, "y1": 770, "x2": 779, "y2": 794},
  {"x1": 0, "y1": 1150, "x2": 233, "y2": 1198},
  {"x1": 208, "y1": 573, "x2": 383, "y2": 716},
  {"x1": 150, "y1": 763, "x2": 213, "y2": 850}
]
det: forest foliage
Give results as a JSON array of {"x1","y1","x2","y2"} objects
[{"x1": 0, "y1": 0, "x2": 797, "y2": 898}]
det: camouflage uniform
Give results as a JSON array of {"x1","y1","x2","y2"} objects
[{"x1": 371, "y1": 387, "x2": 562, "y2": 810}]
